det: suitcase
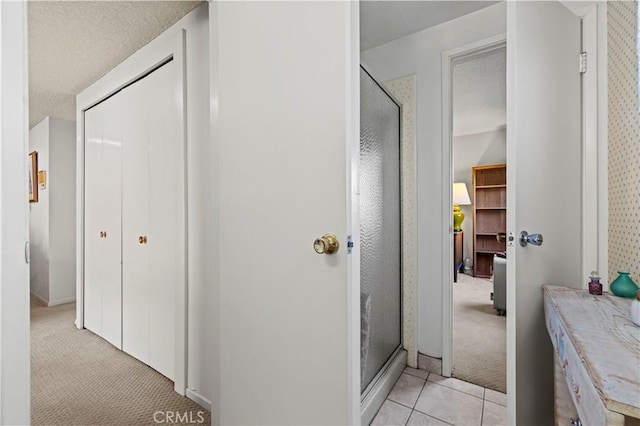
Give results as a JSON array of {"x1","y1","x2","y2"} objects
[{"x1": 492, "y1": 253, "x2": 506, "y2": 316}]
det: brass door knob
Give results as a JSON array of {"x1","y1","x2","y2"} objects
[
  {"x1": 139, "y1": 236, "x2": 144, "y2": 244},
  {"x1": 143, "y1": 236, "x2": 147, "y2": 244},
  {"x1": 313, "y1": 234, "x2": 339, "y2": 255}
]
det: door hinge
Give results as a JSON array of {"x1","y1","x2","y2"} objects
[{"x1": 579, "y1": 52, "x2": 587, "y2": 74}]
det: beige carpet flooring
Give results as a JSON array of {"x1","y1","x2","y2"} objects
[
  {"x1": 31, "y1": 297, "x2": 211, "y2": 425},
  {"x1": 452, "y1": 273, "x2": 506, "y2": 393}
]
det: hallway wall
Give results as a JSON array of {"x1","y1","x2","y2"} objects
[{"x1": 30, "y1": 117, "x2": 76, "y2": 306}]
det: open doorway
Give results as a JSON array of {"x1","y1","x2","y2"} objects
[{"x1": 450, "y1": 44, "x2": 507, "y2": 394}]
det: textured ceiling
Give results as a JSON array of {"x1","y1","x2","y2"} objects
[
  {"x1": 360, "y1": 1, "x2": 500, "y2": 51},
  {"x1": 29, "y1": 1, "x2": 201, "y2": 129},
  {"x1": 453, "y1": 47, "x2": 506, "y2": 137}
]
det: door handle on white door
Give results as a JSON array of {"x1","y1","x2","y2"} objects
[
  {"x1": 313, "y1": 234, "x2": 339, "y2": 255},
  {"x1": 519, "y1": 231, "x2": 543, "y2": 247}
]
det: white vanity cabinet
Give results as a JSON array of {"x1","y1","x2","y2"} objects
[{"x1": 544, "y1": 286, "x2": 640, "y2": 426}]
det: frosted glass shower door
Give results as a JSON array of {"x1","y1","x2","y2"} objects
[{"x1": 360, "y1": 67, "x2": 401, "y2": 393}]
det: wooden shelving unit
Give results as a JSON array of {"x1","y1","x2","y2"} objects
[{"x1": 472, "y1": 164, "x2": 507, "y2": 278}]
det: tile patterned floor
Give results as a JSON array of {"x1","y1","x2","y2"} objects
[{"x1": 371, "y1": 368, "x2": 508, "y2": 426}]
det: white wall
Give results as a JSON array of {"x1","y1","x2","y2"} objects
[
  {"x1": 29, "y1": 117, "x2": 76, "y2": 305},
  {"x1": 29, "y1": 118, "x2": 50, "y2": 301},
  {"x1": 361, "y1": 3, "x2": 507, "y2": 357},
  {"x1": 75, "y1": 3, "x2": 212, "y2": 407},
  {"x1": 49, "y1": 118, "x2": 76, "y2": 303}
]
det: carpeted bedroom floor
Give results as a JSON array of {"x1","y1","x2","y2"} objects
[
  {"x1": 452, "y1": 273, "x2": 506, "y2": 393},
  {"x1": 31, "y1": 296, "x2": 210, "y2": 425}
]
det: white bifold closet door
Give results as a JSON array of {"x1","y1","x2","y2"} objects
[
  {"x1": 84, "y1": 58, "x2": 183, "y2": 382},
  {"x1": 121, "y1": 60, "x2": 182, "y2": 381},
  {"x1": 84, "y1": 95, "x2": 123, "y2": 348}
]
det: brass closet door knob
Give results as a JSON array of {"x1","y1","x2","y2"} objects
[
  {"x1": 139, "y1": 236, "x2": 144, "y2": 244},
  {"x1": 313, "y1": 234, "x2": 339, "y2": 255}
]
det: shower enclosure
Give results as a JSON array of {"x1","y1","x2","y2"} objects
[{"x1": 359, "y1": 66, "x2": 403, "y2": 414}]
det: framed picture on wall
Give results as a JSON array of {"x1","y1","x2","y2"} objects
[{"x1": 29, "y1": 151, "x2": 38, "y2": 203}]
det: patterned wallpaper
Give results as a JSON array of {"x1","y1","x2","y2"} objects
[
  {"x1": 608, "y1": 0, "x2": 640, "y2": 284},
  {"x1": 384, "y1": 75, "x2": 418, "y2": 368}
]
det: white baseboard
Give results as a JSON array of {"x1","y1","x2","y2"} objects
[
  {"x1": 186, "y1": 388, "x2": 212, "y2": 412},
  {"x1": 30, "y1": 291, "x2": 49, "y2": 306},
  {"x1": 47, "y1": 297, "x2": 76, "y2": 307},
  {"x1": 30, "y1": 291, "x2": 76, "y2": 307}
]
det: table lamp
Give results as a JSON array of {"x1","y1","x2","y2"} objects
[{"x1": 453, "y1": 182, "x2": 471, "y2": 231}]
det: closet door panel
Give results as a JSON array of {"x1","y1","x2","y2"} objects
[
  {"x1": 100, "y1": 94, "x2": 123, "y2": 348},
  {"x1": 83, "y1": 105, "x2": 104, "y2": 335},
  {"x1": 147, "y1": 62, "x2": 181, "y2": 380},
  {"x1": 122, "y1": 80, "x2": 150, "y2": 364}
]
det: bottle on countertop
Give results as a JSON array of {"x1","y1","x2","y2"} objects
[
  {"x1": 588, "y1": 271, "x2": 602, "y2": 295},
  {"x1": 632, "y1": 290, "x2": 640, "y2": 327},
  {"x1": 610, "y1": 270, "x2": 639, "y2": 298}
]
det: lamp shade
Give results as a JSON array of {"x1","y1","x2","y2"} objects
[{"x1": 453, "y1": 182, "x2": 471, "y2": 205}]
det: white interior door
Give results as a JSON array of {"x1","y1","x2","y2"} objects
[
  {"x1": 122, "y1": 77, "x2": 151, "y2": 365},
  {"x1": 100, "y1": 94, "x2": 124, "y2": 348},
  {"x1": 122, "y1": 60, "x2": 181, "y2": 380},
  {"x1": 83, "y1": 105, "x2": 105, "y2": 336},
  {"x1": 84, "y1": 98, "x2": 123, "y2": 348},
  {"x1": 213, "y1": 2, "x2": 360, "y2": 424},
  {"x1": 506, "y1": 1, "x2": 582, "y2": 424},
  {"x1": 147, "y1": 60, "x2": 182, "y2": 381}
]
